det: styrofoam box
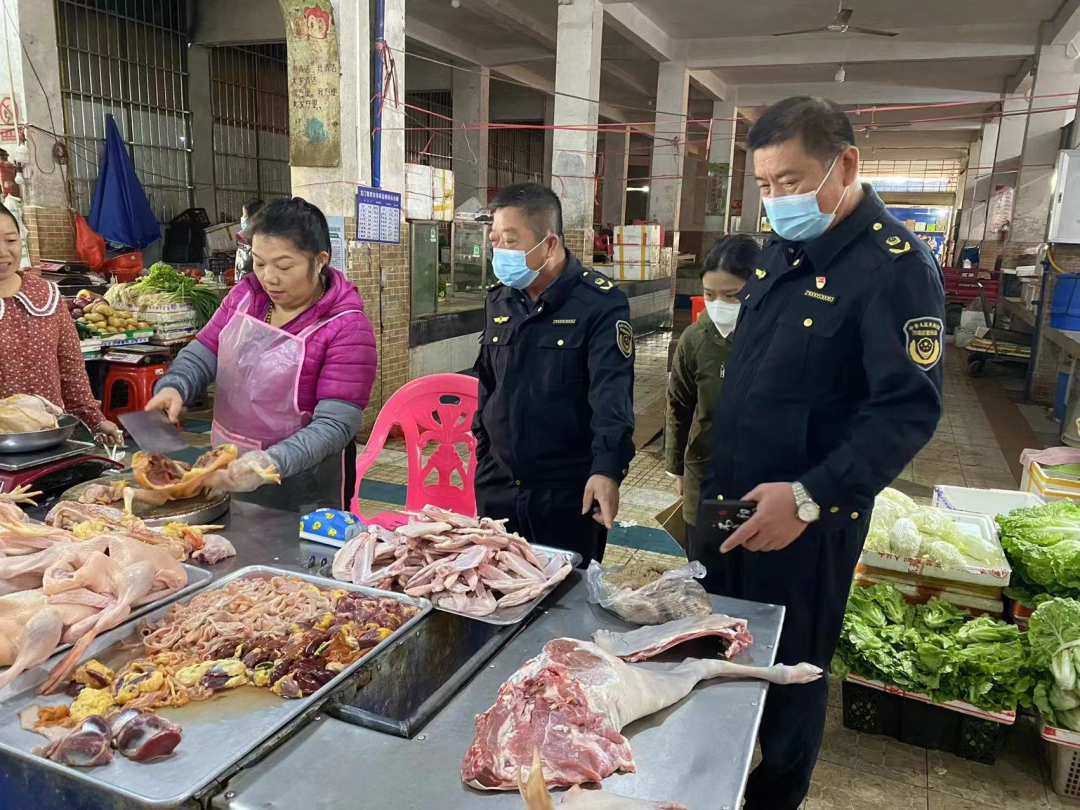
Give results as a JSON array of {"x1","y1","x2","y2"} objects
[
  {"x1": 858, "y1": 509, "x2": 1010, "y2": 586},
  {"x1": 933, "y1": 485, "x2": 1044, "y2": 519},
  {"x1": 405, "y1": 163, "x2": 435, "y2": 221},
  {"x1": 431, "y1": 167, "x2": 454, "y2": 222},
  {"x1": 612, "y1": 243, "x2": 662, "y2": 265},
  {"x1": 612, "y1": 262, "x2": 665, "y2": 281},
  {"x1": 204, "y1": 222, "x2": 238, "y2": 253},
  {"x1": 614, "y1": 224, "x2": 661, "y2": 245},
  {"x1": 1022, "y1": 460, "x2": 1080, "y2": 503}
]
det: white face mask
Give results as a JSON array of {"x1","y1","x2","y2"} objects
[{"x1": 705, "y1": 299, "x2": 741, "y2": 338}]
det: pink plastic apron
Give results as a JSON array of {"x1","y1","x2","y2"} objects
[{"x1": 210, "y1": 292, "x2": 356, "y2": 453}]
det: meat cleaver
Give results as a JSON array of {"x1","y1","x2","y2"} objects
[{"x1": 118, "y1": 410, "x2": 190, "y2": 455}]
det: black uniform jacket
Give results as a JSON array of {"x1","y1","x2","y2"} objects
[
  {"x1": 704, "y1": 185, "x2": 945, "y2": 526},
  {"x1": 472, "y1": 252, "x2": 636, "y2": 490}
]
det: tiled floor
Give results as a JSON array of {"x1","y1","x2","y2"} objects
[{"x1": 169, "y1": 330, "x2": 1069, "y2": 808}]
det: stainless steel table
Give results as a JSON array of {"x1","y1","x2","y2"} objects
[{"x1": 214, "y1": 581, "x2": 785, "y2": 810}]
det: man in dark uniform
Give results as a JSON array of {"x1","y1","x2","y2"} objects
[
  {"x1": 694, "y1": 97, "x2": 944, "y2": 809},
  {"x1": 472, "y1": 183, "x2": 635, "y2": 565}
]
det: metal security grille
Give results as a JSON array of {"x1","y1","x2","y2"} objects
[
  {"x1": 211, "y1": 44, "x2": 290, "y2": 222},
  {"x1": 55, "y1": 0, "x2": 192, "y2": 222},
  {"x1": 405, "y1": 91, "x2": 452, "y2": 169},
  {"x1": 488, "y1": 125, "x2": 543, "y2": 192},
  {"x1": 860, "y1": 159, "x2": 963, "y2": 193}
]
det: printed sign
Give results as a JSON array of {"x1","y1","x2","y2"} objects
[
  {"x1": 326, "y1": 215, "x2": 345, "y2": 268},
  {"x1": 281, "y1": 0, "x2": 341, "y2": 167},
  {"x1": 356, "y1": 186, "x2": 401, "y2": 244}
]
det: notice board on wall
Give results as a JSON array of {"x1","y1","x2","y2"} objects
[{"x1": 281, "y1": 0, "x2": 341, "y2": 167}]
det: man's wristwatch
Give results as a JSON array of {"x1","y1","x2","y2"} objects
[{"x1": 791, "y1": 482, "x2": 820, "y2": 524}]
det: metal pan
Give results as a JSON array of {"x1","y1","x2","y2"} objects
[
  {"x1": 0, "y1": 565, "x2": 431, "y2": 808},
  {"x1": 322, "y1": 543, "x2": 581, "y2": 626},
  {"x1": 62, "y1": 474, "x2": 231, "y2": 527},
  {"x1": 0, "y1": 415, "x2": 80, "y2": 454},
  {"x1": 0, "y1": 563, "x2": 213, "y2": 704}
]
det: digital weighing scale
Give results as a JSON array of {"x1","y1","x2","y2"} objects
[{"x1": 0, "y1": 440, "x2": 124, "y2": 516}]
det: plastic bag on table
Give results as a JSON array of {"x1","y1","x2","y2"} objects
[
  {"x1": 585, "y1": 559, "x2": 713, "y2": 625},
  {"x1": 205, "y1": 450, "x2": 281, "y2": 494}
]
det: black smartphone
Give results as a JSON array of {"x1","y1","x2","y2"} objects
[{"x1": 700, "y1": 499, "x2": 758, "y2": 533}]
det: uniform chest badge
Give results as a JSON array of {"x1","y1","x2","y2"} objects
[
  {"x1": 815, "y1": 276, "x2": 826, "y2": 290},
  {"x1": 904, "y1": 317, "x2": 943, "y2": 370},
  {"x1": 616, "y1": 320, "x2": 634, "y2": 359},
  {"x1": 755, "y1": 268, "x2": 767, "y2": 279},
  {"x1": 886, "y1": 236, "x2": 901, "y2": 246},
  {"x1": 493, "y1": 316, "x2": 510, "y2": 324}
]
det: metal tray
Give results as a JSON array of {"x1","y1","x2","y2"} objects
[
  {"x1": 322, "y1": 544, "x2": 581, "y2": 627},
  {"x1": 0, "y1": 415, "x2": 80, "y2": 454},
  {"x1": 0, "y1": 562, "x2": 213, "y2": 701},
  {"x1": 62, "y1": 474, "x2": 231, "y2": 527},
  {"x1": 0, "y1": 565, "x2": 431, "y2": 808}
]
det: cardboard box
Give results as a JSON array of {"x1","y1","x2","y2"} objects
[
  {"x1": 431, "y1": 168, "x2": 454, "y2": 221},
  {"x1": 614, "y1": 224, "x2": 662, "y2": 245}
]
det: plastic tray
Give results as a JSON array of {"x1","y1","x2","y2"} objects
[
  {"x1": 933, "y1": 485, "x2": 1044, "y2": 518},
  {"x1": 0, "y1": 566, "x2": 431, "y2": 808}
]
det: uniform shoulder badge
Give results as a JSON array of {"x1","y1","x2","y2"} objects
[
  {"x1": 616, "y1": 320, "x2": 634, "y2": 359},
  {"x1": 583, "y1": 269, "x2": 614, "y2": 292},
  {"x1": 904, "y1": 317, "x2": 943, "y2": 370},
  {"x1": 873, "y1": 221, "x2": 915, "y2": 258}
]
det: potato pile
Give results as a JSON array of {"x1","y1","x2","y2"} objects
[{"x1": 70, "y1": 289, "x2": 150, "y2": 337}]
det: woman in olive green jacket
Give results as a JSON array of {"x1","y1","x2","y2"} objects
[{"x1": 666, "y1": 234, "x2": 759, "y2": 549}]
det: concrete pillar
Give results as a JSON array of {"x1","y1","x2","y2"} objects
[
  {"x1": 379, "y1": 0, "x2": 406, "y2": 195},
  {"x1": 647, "y1": 60, "x2": 690, "y2": 241},
  {"x1": 290, "y1": 0, "x2": 371, "y2": 211},
  {"x1": 188, "y1": 45, "x2": 216, "y2": 219},
  {"x1": 452, "y1": 66, "x2": 489, "y2": 207},
  {"x1": 1013, "y1": 44, "x2": 1079, "y2": 243},
  {"x1": 706, "y1": 100, "x2": 737, "y2": 236},
  {"x1": 967, "y1": 120, "x2": 998, "y2": 243},
  {"x1": 986, "y1": 78, "x2": 1030, "y2": 237},
  {"x1": 542, "y1": 95, "x2": 554, "y2": 187},
  {"x1": 600, "y1": 127, "x2": 629, "y2": 228},
  {"x1": 739, "y1": 151, "x2": 762, "y2": 233},
  {"x1": 551, "y1": 0, "x2": 602, "y2": 237}
]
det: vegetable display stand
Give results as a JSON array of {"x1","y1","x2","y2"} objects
[
  {"x1": 842, "y1": 676, "x2": 1014, "y2": 765},
  {"x1": 1042, "y1": 724, "x2": 1080, "y2": 797}
]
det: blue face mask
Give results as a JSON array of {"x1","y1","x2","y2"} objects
[
  {"x1": 761, "y1": 152, "x2": 848, "y2": 242},
  {"x1": 492, "y1": 237, "x2": 549, "y2": 289}
]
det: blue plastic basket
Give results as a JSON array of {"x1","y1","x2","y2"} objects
[{"x1": 1051, "y1": 273, "x2": 1080, "y2": 330}]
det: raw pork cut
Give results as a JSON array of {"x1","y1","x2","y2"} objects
[
  {"x1": 592, "y1": 614, "x2": 753, "y2": 663},
  {"x1": 462, "y1": 638, "x2": 821, "y2": 790}
]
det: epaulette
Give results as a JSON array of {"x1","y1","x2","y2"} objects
[
  {"x1": 581, "y1": 269, "x2": 614, "y2": 292},
  {"x1": 867, "y1": 218, "x2": 919, "y2": 262}
]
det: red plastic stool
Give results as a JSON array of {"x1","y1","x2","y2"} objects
[{"x1": 102, "y1": 363, "x2": 168, "y2": 423}]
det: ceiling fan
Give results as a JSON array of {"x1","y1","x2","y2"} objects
[{"x1": 773, "y1": 2, "x2": 899, "y2": 38}]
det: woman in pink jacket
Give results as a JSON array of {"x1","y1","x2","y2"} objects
[{"x1": 146, "y1": 197, "x2": 377, "y2": 513}]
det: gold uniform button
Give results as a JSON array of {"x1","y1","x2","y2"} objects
[
  {"x1": 851, "y1": 511, "x2": 860, "y2": 520},
  {"x1": 492, "y1": 336, "x2": 499, "y2": 343},
  {"x1": 788, "y1": 248, "x2": 795, "y2": 254},
  {"x1": 515, "y1": 479, "x2": 521, "y2": 486},
  {"x1": 557, "y1": 339, "x2": 564, "y2": 346},
  {"x1": 829, "y1": 506, "x2": 840, "y2": 514},
  {"x1": 622, "y1": 468, "x2": 629, "y2": 475},
  {"x1": 873, "y1": 223, "x2": 882, "y2": 231},
  {"x1": 793, "y1": 258, "x2": 801, "y2": 267},
  {"x1": 803, "y1": 318, "x2": 813, "y2": 327}
]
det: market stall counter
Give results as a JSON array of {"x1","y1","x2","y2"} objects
[{"x1": 0, "y1": 502, "x2": 784, "y2": 810}]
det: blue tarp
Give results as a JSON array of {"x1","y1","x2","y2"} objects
[{"x1": 88, "y1": 115, "x2": 161, "y2": 249}]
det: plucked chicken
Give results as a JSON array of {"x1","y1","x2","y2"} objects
[{"x1": 0, "y1": 395, "x2": 62, "y2": 433}]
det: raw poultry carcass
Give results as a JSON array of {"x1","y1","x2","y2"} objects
[
  {"x1": 45, "y1": 502, "x2": 198, "y2": 561},
  {"x1": 0, "y1": 590, "x2": 104, "y2": 691},
  {"x1": 520, "y1": 750, "x2": 687, "y2": 810},
  {"x1": 0, "y1": 395, "x2": 62, "y2": 433},
  {"x1": 462, "y1": 638, "x2": 822, "y2": 790},
  {"x1": 332, "y1": 507, "x2": 573, "y2": 617},
  {"x1": 0, "y1": 488, "x2": 73, "y2": 556},
  {"x1": 593, "y1": 614, "x2": 754, "y2": 663}
]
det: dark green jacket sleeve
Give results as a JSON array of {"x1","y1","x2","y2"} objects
[{"x1": 665, "y1": 327, "x2": 698, "y2": 476}]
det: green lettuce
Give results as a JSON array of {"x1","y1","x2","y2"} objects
[
  {"x1": 834, "y1": 584, "x2": 1031, "y2": 713},
  {"x1": 997, "y1": 502, "x2": 1080, "y2": 598}
]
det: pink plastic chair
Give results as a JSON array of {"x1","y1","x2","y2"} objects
[{"x1": 350, "y1": 373, "x2": 479, "y2": 530}]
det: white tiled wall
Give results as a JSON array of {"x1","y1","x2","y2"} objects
[{"x1": 409, "y1": 332, "x2": 482, "y2": 378}]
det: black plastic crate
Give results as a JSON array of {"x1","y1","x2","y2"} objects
[
  {"x1": 170, "y1": 207, "x2": 211, "y2": 227},
  {"x1": 841, "y1": 679, "x2": 1008, "y2": 765}
]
